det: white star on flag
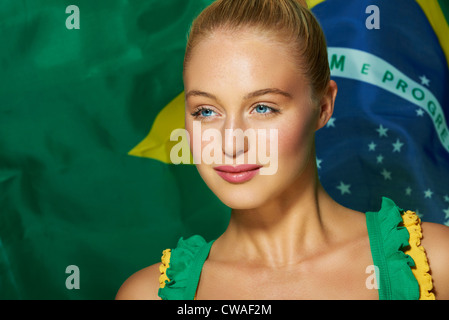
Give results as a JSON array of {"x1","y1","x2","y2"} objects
[
  {"x1": 376, "y1": 124, "x2": 389, "y2": 137},
  {"x1": 444, "y1": 207, "x2": 449, "y2": 220},
  {"x1": 376, "y1": 154, "x2": 384, "y2": 164},
  {"x1": 326, "y1": 117, "x2": 336, "y2": 128},
  {"x1": 381, "y1": 169, "x2": 392, "y2": 180},
  {"x1": 405, "y1": 187, "x2": 412, "y2": 196},
  {"x1": 316, "y1": 158, "x2": 322, "y2": 169},
  {"x1": 336, "y1": 181, "x2": 351, "y2": 195},
  {"x1": 416, "y1": 109, "x2": 425, "y2": 117},
  {"x1": 443, "y1": 208, "x2": 449, "y2": 225},
  {"x1": 419, "y1": 75, "x2": 430, "y2": 86},
  {"x1": 424, "y1": 189, "x2": 433, "y2": 199},
  {"x1": 392, "y1": 139, "x2": 404, "y2": 153}
]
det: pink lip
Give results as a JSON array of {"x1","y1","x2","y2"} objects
[{"x1": 213, "y1": 165, "x2": 262, "y2": 183}]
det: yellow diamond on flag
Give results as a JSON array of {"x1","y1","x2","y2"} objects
[{"x1": 128, "y1": 92, "x2": 193, "y2": 164}]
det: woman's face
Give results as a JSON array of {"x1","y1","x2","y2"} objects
[{"x1": 184, "y1": 29, "x2": 323, "y2": 209}]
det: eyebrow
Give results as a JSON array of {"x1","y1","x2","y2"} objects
[
  {"x1": 244, "y1": 88, "x2": 292, "y2": 100},
  {"x1": 185, "y1": 88, "x2": 292, "y2": 101}
]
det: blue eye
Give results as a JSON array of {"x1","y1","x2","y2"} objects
[
  {"x1": 201, "y1": 109, "x2": 216, "y2": 117},
  {"x1": 191, "y1": 107, "x2": 217, "y2": 119},
  {"x1": 255, "y1": 105, "x2": 270, "y2": 113},
  {"x1": 254, "y1": 104, "x2": 279, "y2": 115}
]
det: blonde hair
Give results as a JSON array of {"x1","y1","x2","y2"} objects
[{"x1": 184, "y1": 0, "x2": 330, "y2": 104}]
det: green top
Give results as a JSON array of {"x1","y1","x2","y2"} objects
[
  {"x1": 365, "y1": 197, "x2": 419, "y2": 299},
  {"x1": 158, "y1": 197, "x2": 420, "y2": 300}
]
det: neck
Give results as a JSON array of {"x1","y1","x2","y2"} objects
[{"x1": 214, "y1": 160, "x2": 340, "y2": 268}]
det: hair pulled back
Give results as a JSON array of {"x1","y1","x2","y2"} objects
[{"x1": 184, "y1": 0, "x2": 330, "y2": 104}]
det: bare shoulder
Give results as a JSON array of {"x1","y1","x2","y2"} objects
[
  {"x1": 115, "y1": 263, "x2": 161, "y2": 300},
  {"x1": 420, "y1": 221, "x2": 449, "y2": 299}
]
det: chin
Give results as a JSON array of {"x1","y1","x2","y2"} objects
[
  {"x1": 218, "y1": 192, "x2": 266, "y2": 209},
  {"x1": 202, "y1": 174, "x2": 275, "y2": 210},
  {"x1": 218, "y1": 192, "x2": 268, "y2": 210}
]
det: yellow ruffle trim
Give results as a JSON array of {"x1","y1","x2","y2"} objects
[
  {"x1": 159, "y1": 249, "x2": 171, "y2": 289},
  {"x1": 158, "y1": 212, "x2": 435, "y2": 300},
  {"x1": 402, "y1": 210, "x2": 435, "y2": 300},
  {"x1": 158, "y1": 248, "x2": 197, "y2": 299}
]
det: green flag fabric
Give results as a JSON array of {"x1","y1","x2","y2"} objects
[{"x1": 0, "y1": 0, "x2": 228, "y2": 299}]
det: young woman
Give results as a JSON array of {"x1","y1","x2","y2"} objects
[{"x1": 116, "y1": 0, "x2": 449, "y2": 300}]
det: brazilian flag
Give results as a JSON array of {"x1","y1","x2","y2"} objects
[
  {"x1": 1, "y1": 0, "x2": 448, "y2": 300},
  {"x1": 312, "y1": 0, "x2": 449, "y2": 224}
]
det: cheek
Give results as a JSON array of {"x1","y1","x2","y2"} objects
[
  {"x1": 276, "y1": 117, "x2": 315, "y2": 163},
  {"x1": 186, "y1": 121, "x2": 220, "y2": 165},
  {"x1": 186, "y1": 120, "x2": 206, "y2": 163},
  {"x1": 185, "y1": 122, "x2": 211, "y2": 186}
]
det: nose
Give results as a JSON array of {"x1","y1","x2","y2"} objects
[{"x1": 222, "y1": 116, "x2": 250, "y2": 160}]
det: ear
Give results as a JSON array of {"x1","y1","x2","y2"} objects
[{"x1": 315, "y1": 80, "x2": 337, "y2": 131}]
